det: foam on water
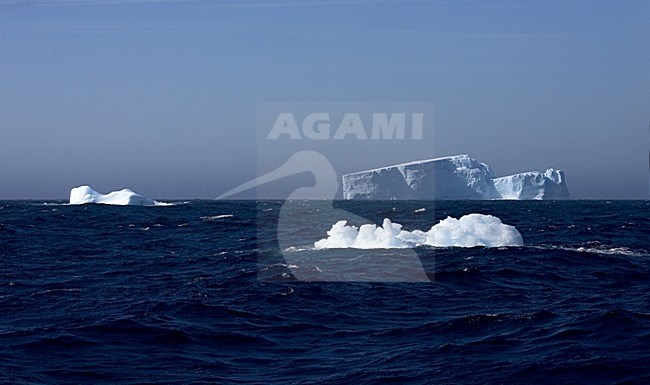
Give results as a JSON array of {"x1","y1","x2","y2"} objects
[
  {"x1": 530, "y1": 244, "x2": 649, "y2": 258},
  {"x1": 200, "y1": 214, "x2": 234, "y2": 220},
  {"x1": 314, "y1": 214, "x2": 524, "y2": 249}
]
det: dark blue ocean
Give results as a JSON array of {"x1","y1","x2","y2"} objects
[{"x1": 1, "y1": 200, "x2": 649, "y2": 384}]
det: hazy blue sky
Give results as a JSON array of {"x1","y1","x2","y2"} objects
[{"x1": 1, "y1": 0, "x2": 648, "y2": 199}]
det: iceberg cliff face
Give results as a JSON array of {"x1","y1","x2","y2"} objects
[
  {"x1": 342, "y1": 155, "x2": 569, "y2": 200},
  {"x1": 493, "y1": 169, "x2": 569, "y2": 200},
  {"x1": 342, "y1": 155, "x2": 499, "y2": 200},
  {"x1": 69, "y1": 186, "x2": 158, "y2": 206}
]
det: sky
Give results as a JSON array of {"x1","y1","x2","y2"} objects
[{"x1": 0, "y1": 0, "x2": 648, "y2": 199}]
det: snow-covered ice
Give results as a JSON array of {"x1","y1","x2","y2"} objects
[
  {"x1": 342, "y1": 154, "x2": 569, "y2": 200},
  {"x1": 493, "y1": 169, "x2": 569, "y2": 200},
  {"x1": 314, "y1": 214, "x2": 524, "y2": 249},
  {"x1": 69, "y1": 186, "x2": 159, "y2": 206}
]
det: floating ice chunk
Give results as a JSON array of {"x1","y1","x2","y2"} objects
[
  {"x1": 423, "y1": 214, "x2": 523, "y2": 247},
  {"x1": 69, "y1": 185, "x2": 159, "y2": 206},
  {"x1": 314, "y1": 218, "x2": 411, "y2": 249},
  {"x1": 314, "y1": 214, "x2": 523, "y2": 249}
]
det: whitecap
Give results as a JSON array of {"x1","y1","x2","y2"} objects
[
  {"x1": 529, "y1": 245, "x2": 648, "y2": 258},
  {"x1": 200, "y1": 214, "x2": 234, "y2": 220},
  {"x1": 570, "y1": 245, "x2": 646, "y2": 257},
  {"x1": 284, "y1": 246, "x2": 309, "y2": 252}
]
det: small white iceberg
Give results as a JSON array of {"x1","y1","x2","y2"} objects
[
  {"x1": 314, "y1": 214, "x2": 524, "y2": 249},
  {"x1": 69, "y1": 185, "x2": 159, "y2": 206}
]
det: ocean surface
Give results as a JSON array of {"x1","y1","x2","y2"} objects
[{"x1": 1, "y1": 200, "x2": 649, "y2": 384}]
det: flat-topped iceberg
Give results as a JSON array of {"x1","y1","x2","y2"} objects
[
  {"x1": 493, "y1": 169, "x2": 569, "y2": 200},
  {"x1": 69, "y1": 185, "x2": 159, "y2": 206},
  {"x1": 342, "y1": 155, "x2": 499, "y2": 200},
  {"x1": 342, "y1": 154, "x2": 569, "y2": 200}
]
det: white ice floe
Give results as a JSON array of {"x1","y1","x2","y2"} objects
[
  {"x1": 69, "y1": 185, "x2": 161, "y2": 206},
  {"x1": 314, "y1": 214, "x2": 523, "y2": 249}
]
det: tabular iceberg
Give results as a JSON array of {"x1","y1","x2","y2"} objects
[
  {"x1": 342, "y1": 154, "x2": 569, "y2": 200},
  {"x1": 69, "y1": 186, "x2": 158, "y2": 206},
  {"x1": 493, "y1": 169, "x2": 569, "y2": 200}
]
